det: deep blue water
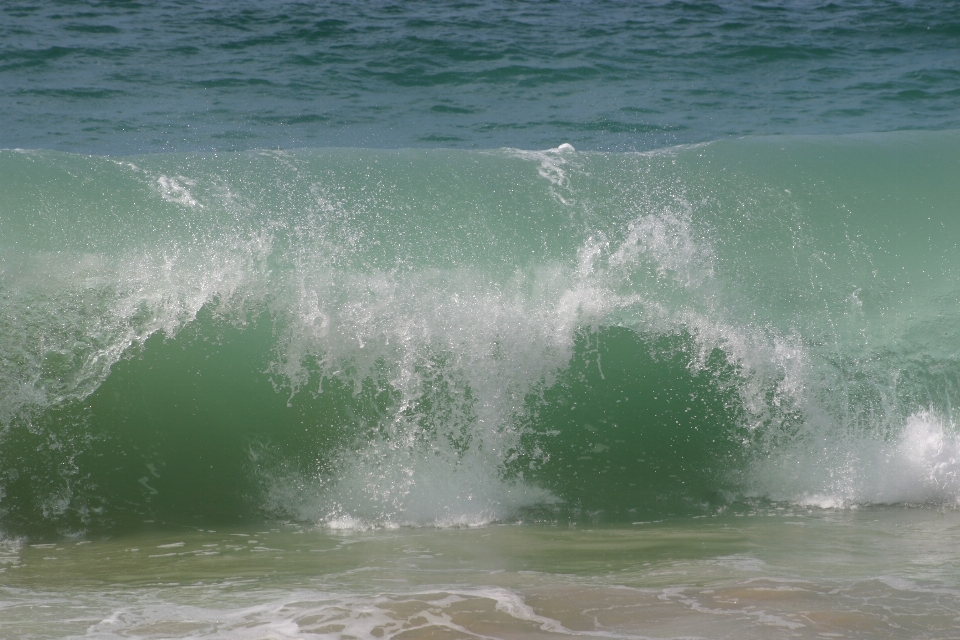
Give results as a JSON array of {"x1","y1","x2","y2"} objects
[{"x1": 2, "y1": 0, "x2": 959, "y2": 154}]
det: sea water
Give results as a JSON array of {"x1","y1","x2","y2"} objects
[
  {"x1": 4, "y1": 509, "x2": 960, "y2": 639},
  {"x1": 3, "y1": 2, "x2": 960, "y2": 638}
]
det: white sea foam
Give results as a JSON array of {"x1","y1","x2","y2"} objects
[
  {"x1": 5, "y1": 586, "x2": 588, "y2": 640},
  {"x1": 260, "y1": 260, "x2": 628, "y2": 527},
  {"x1": 156, "y1": 175, "x2": 201, "y2": 208},
  {"x1": 0, "y1": 234, "x2": 270, "y2": 425},
  {"x1": 750, "y1": 410, "x2": 960, "y2": 508},
  {"x1": 501, "y1": 144, "x2": 578, "y2": 204}
]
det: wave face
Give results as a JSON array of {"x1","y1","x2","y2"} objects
[{"x1": 2, "y1": 131, "x2": 960, "y2": 537}]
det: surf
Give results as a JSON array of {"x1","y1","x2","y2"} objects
[{"x1": 3, "y1": 131, "x2": 960, "y2": 538}]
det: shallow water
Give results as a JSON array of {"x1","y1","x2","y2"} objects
[{"x1": 4, "y1": 508, "x2": 960, "y2": 639}]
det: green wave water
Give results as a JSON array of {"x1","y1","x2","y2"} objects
[{"x1": 3, "y1": 131, "x2": 960, "y2": 538}]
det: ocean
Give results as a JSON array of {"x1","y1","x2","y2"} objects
[{"x1": 3, "y1": 2, "x2": 960, "y2": 638}]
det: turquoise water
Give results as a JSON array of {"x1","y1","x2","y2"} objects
[
  {"x1": 3, "y1": 2, "x2": 960, "y2": 638},
  {"x1": 4, "y1": 133, "x2": 960, "y2": 535}
]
